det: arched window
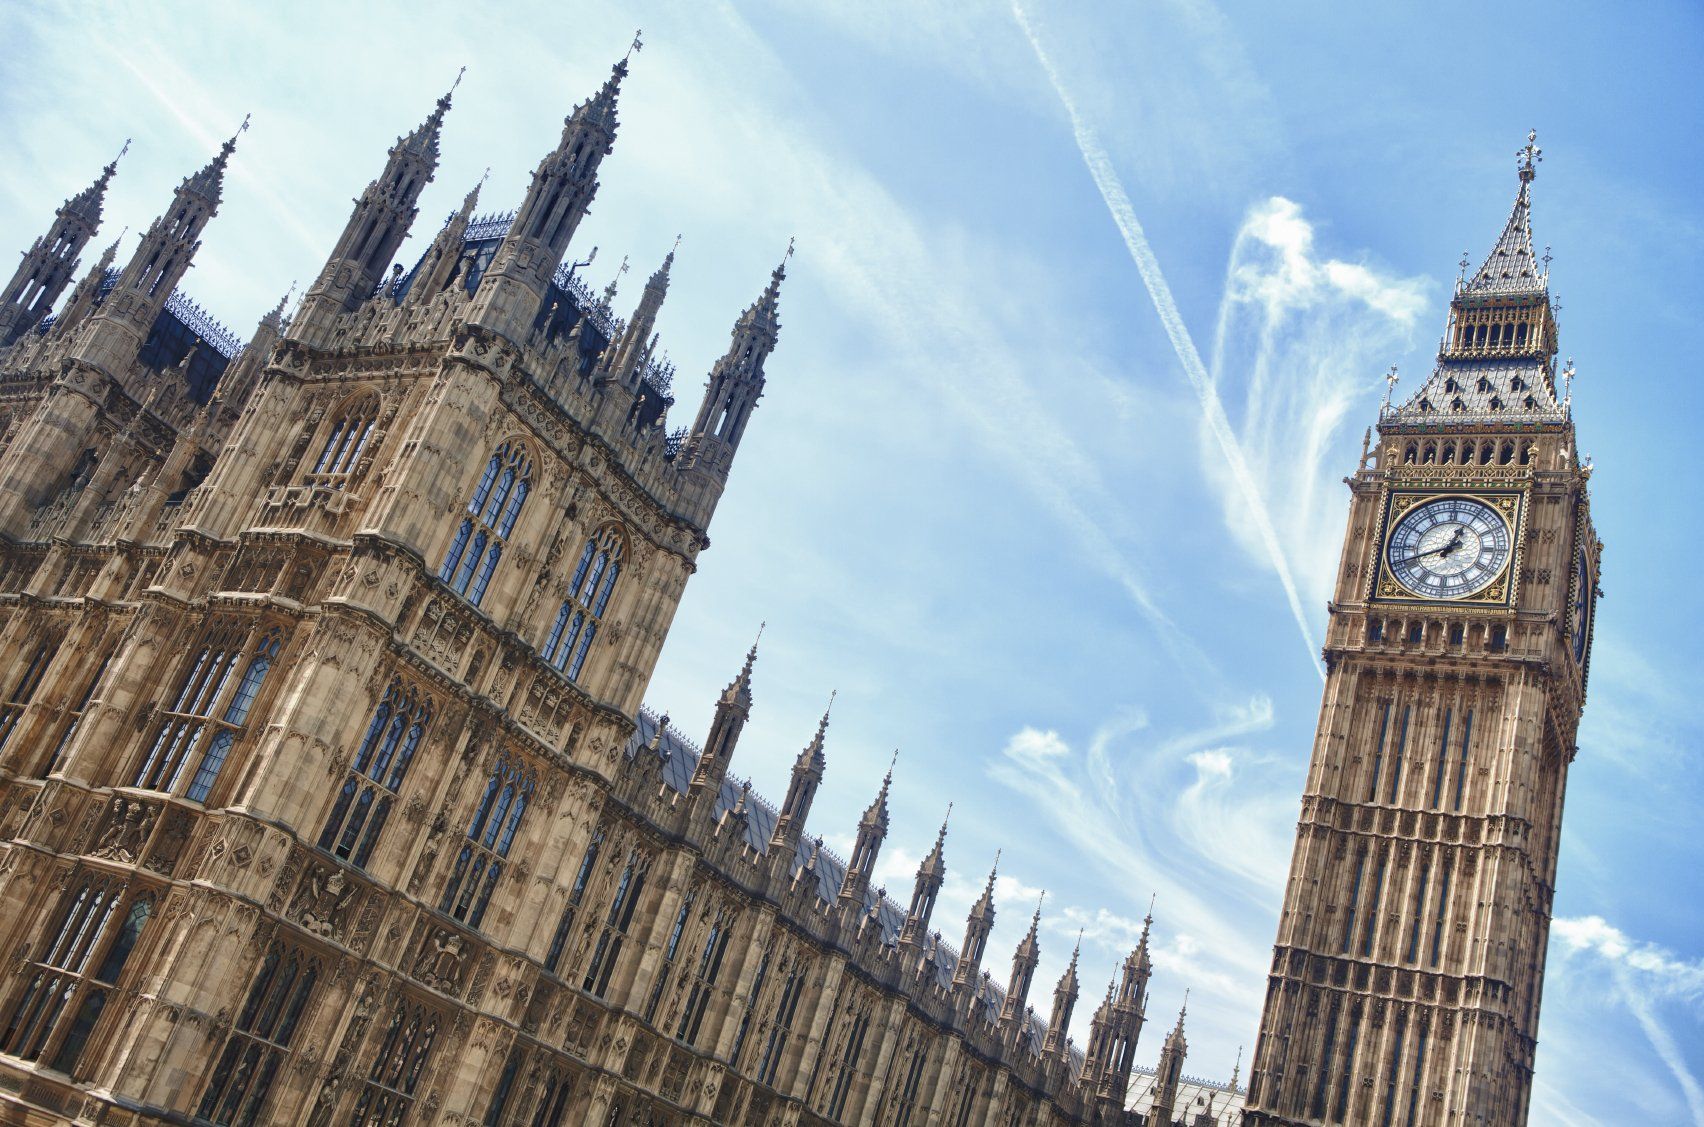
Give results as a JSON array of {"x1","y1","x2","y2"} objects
[
  {"x1": 1421, "y1": 443, "x2": 1436, "y2": 465},
  {"x1": 0, "y1": 639, "x2": 56, "y2": 755},
  {"x1": 136, "y1": 626, "x2": 283, "y2": 802},
  {"x1": 1509, "y1": 375, "x2": 1526, "y2": 392},
  {"x1": 198, "y1": 943, "x2": 320, "y2": 1125},
  {"x1": 1479, "y1": 442, "x2": 1495, "y2": 465},
  {"x1": 0, "y1": 882, "x2": 153, "y2": 1075},
  {"x1": 1402, "y1": 444, "x2": 1417, "y2": 465},
  {"x1": 351, "y1": 999, "x2": 441, "y2": 1125},
  {"x1": 1499, "y1": 442, "x2": 1515, "y2": 465},
  {"x1": 541, "y1": 526, "x2": 624, "y2": 683},
  {"x1": 320, "y1": 680, "x2": 431, "y2": 868},
  {"x1": 440, "y1": 753, "x2": 535, "y2": 929},
  {"x1": 1477, "y1": 377, "x2": 1492, "y2": 393},
  {"x1": 310, "y1": 394, "x2": 379, "y2": 478},
  {"x1": 439, "y1": 443, "x2": 532, "y2": 609}
]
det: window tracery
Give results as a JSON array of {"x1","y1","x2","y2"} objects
[
  {"x1": 541, "y1": 524, "x2": 624, "y2": 683},
  {"x1": 319, "y1": 679, "x2": 430, "y2": 868},
  {"x1": 134, "y1": 624, "x2": 282, "y2": 802},
  {"x1": 439, "y1": 752, "x2": 534, "y2": 929},
  {"x1": 439, "y1": 442, "x2": 532, "y2": 609}
]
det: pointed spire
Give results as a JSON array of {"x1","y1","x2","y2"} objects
[
  {"x1": 807, "y1": 689, "x2": 834, "y2": 771},
  {"x1": 261, "y1": 281, "x2": 295, "y2": 332},
  {"x1": 569, "y1": 44, "x2": 632, "y2": 138},
  {"x1": 400, "y1": 67, "x2": 463, "y2": 159},
  {"x1": 183, "y1": 115, "x2": 248, "y2": 207},
  {"x1": 64, "y1": 139, "x2": 128, "y2": 226},
  {"x1": 862, "y1": 749, "x2": 896, "y2": 829},
  {"x1": 1463, "y1": 129, "x2": 1545, "y2": 296}
]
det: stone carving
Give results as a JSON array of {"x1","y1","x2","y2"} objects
[
  {"x1": 293, "y1": 865, "x2": 359, "y2": 940},
  {"x1": 416, "y1": 927, "x2": 467, "y2": 992},
  {"x1": 91, "y1": 798, "x2": 155, "y2": 863}
]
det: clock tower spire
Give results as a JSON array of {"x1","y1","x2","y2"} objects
[{"x1": 1245, "y1": 133, "x2": 1601, "y2": 1127}]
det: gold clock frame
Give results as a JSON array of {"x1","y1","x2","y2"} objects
[{"x1": 1371, "y1": 489, "x2": 1526, "y2": 607}]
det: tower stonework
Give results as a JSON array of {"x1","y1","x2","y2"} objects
[
  {"x1": 1245, "y1": 135, "x2": 1601, "y2": 1127},
  {"x1": 0, "y1": 61, "x2": 1218, "y2": 1127}
]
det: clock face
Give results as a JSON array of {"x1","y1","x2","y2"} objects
[
  {"x1": 1385, "y1": 496, "x2": 1512, "y2": 600},
  {"x1": 1571, "y1": 548, "x2": 1594, "y2": 663}
]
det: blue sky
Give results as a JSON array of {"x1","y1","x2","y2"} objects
[{"x1": 3, "y1": 1, "x2": 1701, "y2": 1120}]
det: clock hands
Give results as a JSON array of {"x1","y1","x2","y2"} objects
[{"x1": 1394, "y1": 527, "x2": 1465, "y2": 567}]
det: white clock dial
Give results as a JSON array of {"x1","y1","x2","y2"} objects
[{"x1": 1386, "y1": 497, "x2": 1512, "y2": 600}]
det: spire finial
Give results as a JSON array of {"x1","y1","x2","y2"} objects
[
  {"x1": 938, "y1": 802, "x2": 952, "y2": 841},
  {"x1": 231, "y1": 113, "x2": 251, "y2": 148},
  {"x1": 1034, "y1": 889, "x2": 1046, "y2": 924},
  {"x1": 1517, "y1": 128, "x2": 1542, "y2": 183},
  {"x1": 626, "y1": 28, "x2": 644, "y2": 62},
  {"x1": 1381, "y1": 364, "x2": 1399, "y2": 413},
  {"x1": 1562, "y1": 357, "x2": 1576, "y2": 414},
  {"x1": 672, "y1": 232, "x2": 682, "y2": 255},
  {"x1": 602, "y1": 254, "x2": 630, "y2": 304},
  {"x1": 1073, "y1": 928, "x2": 1084, "y2": 960},
  {"x1": 450, "y1": 65, "x2": 466, "y2": 98},
  {"x1": 884, "y1": 748, "x2": 897, "y2": 786},
  {"x1": 1230, "y1": 1045, "x2": 1243, "y2": 1091},
  {"x1": 744, "y1": 620, "x2": 765, "y2": 667}
]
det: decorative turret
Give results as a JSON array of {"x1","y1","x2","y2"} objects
[
  {"x1": 0, "y1": 142, "x2": 124, "y2": 346},
  {"x1": 292, "y1": 79, "x2": 455, "y2": 346},
  {"x1": 1146, "y1": 999, "x2": 1189, "y2": 1127},
  {"x1": 838, "y1": 751, "x2": 894, "y2": 905},
  {"x1": 216, "y1": 286, "x2": 293, "y2": 409},
  {"x1": 899, "y1": 806, "x2": 949, "y2": 948},
  {"x1": 467, "y1": 44, "x2": 633, "y2": 343},
  {"x1": 82, "y1": 121, "x2": 244, "y2": 371},
  {"x1": 1043, "y1": 931, "x2": 1081, "y2": 1057},
  {"x1": 953, "y1": 853, "x2": 999, "y2": 989},
  {"x1": 601, "y1": 241, "x2": 673, "y2": 385},
  {"x1": 770, "y1": 692, "x2": 831, "y2": 850},
  {"x1": 50, "y1": 230, "x2": 122, "y2": 337},
  {"x1": 1001, "y1": 892, "x2": 1043, "y2": 1027},
  {"x1": 689, "y1": 626, "x2": 760, "y2": 799},
  {"x1": 680, "y1": 241, "x2": 788, "y2": 480},
  {"x1": 408, "y1": 176, "x2": 484, "y2": 304}
]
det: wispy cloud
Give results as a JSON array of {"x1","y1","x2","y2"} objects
[{"x1": 1012, "y1": 0, "x2": 1324, "y2": 679}]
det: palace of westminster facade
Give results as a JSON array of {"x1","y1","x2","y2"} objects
[{"x1": 0, "y1": 40, "x2": 1595, "y2": 1127}]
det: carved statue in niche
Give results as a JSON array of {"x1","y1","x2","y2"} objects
[
  {"x1": 92, "y1": 798, "x2": 155, "y2": 863},
  {"x1": 295, "y1": 865, "x2": 358, "y2": 939},
  {"x1": 416, "y1": 928, "x2": 467, "y2": 991}
]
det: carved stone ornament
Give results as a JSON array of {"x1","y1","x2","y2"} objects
[{"x1": 292, "y1": 864, "x2": 360, "y2": 940}]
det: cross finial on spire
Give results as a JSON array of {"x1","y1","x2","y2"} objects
[
  {"x1": 672, "y1": 232, "x2": 682, "y2": 255},
  {"x1": 1381, "y1": 364, "x2": 1399, "y2": 413},
  {"x1": 451, "y1": 65, "x2": 466, "y2": 97},
  {"x1": 116, "y1": 138, "x2": 131, "y2": 164},
  {"x1": 602, "y1": 254, "x2": 630, "y2": 304},
  {"x1": 784, "y1": 235, "x2": 796, "y2": 264},
  {"x1": 626, "y1": 28, "x2": 644, "y2": 61},
  {"x1": 1518, "y1": 128, "x2": 1542, "y2": 182},
  {"x1": 234, "y1": 113, "x2": 251, "y2": 142}
]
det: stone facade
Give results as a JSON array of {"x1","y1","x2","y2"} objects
[
  {"x1": 1244, "y1": 135, "x2": 1601, "y2": 1126},
  {"x1": 0, "y1": 57, "x2": 1218, "y2": 1127}
]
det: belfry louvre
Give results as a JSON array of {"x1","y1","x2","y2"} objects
[{"x1": 0, "y1": 54, "x2": 1230, "y2": 1127}]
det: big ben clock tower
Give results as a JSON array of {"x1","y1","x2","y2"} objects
[{"x1": 1244, "y1": 133, "x2": 1601, "y2": 1127}]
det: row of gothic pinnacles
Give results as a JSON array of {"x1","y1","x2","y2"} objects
[{"x1": 0, "y1": 44, "x2": 1235, "y2": 1127}]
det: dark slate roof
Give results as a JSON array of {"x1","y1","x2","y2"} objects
[
  {"x1": 1462, "y1": 180, "x2": 1545, "y2": 298},
  {"x1": 625, "y1": 706, "x2": 1064, "y2": 1062},
  {"x1": 1391, "y1": 355, "x2": 1564, "y2": 426}
]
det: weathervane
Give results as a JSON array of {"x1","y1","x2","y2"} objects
[
  {"x1": 1381, "y1": 364, "x2": 1400, "y2": 413},
  {"x1": 626, "y1": 29, "x2": 644, "y2": 61},
  {"x1": 1562, "y1": 356, "x2": 1576, "y2": 415},
  {"x1": 601, "y1": 254, "x2": 629, "y2": 304}
]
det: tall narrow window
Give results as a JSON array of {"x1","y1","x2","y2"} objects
[
  {"x1": 197, "y1": 944, "x2": 319, "y2": 1126},
  {"x1": 1341, "y1": 848, "x2": 1367, "y2": 953},
  {"x1": 46, "y1": 647, "x2": 114, "y2": 775},
  {"x1": 439, "y1": 754, "x2": 534, "y2": 929},
  {"x1": 1361, "y1": 850, "x2": 1387, "y2": 958},
  {"x1": 1365, "y1": 703, "x2": 1391, "y2": 802},
  {"x1": 1310, "y1": 997, "x2": 1340, "y2": 1119},
  {"x1": 729, "y1": 951, "x2": 770, "y2": 1069},
  {"x1": 1429, "y1": 857, "x2": 1454, "y2": 967},
  {"x1": 1405, "y1": 862, "x2": 1431, "y2": 962},
  {"x1": 540, "y1": 526, "x2": 624, "y2": 683},
  {"x1": 309, "y1": 395, "x2": 378, "y2": 479},
  {"x1": 319, "y1": 681, "x2": 430, "y2": 868},
  {"x1": 438, "y1": 442, "x2": 532, "y2": 609},
  {"x1": 644, "y1": 890, "x2": 696, "y2": 1024},
  {"x1": 482, "y1": 1050, "x2": 522, "y2": 1127},
  {"x1": 1379, "y1": 1011, "x2": 1408, "y2": 1127},
  {"x1": 136, "y1": 626, "x2": 281, "y2": 801},
  {"x1": 530, "y1": 1071, "x2": 573, "y2": 1127},
  {"x1": 0, "y1": 641, "x2": 54, "y2": 754},
  {"x1": 759, "y1": 965, "x2": 806, "y2": 1086},
  {"x1": 545, "y1": 827, "x2": 604, "y2": 973},
  {"x1": 1406, "y1": 1021, "x2": 1428, "y2": 1127},
  {"x1": 894, "y1": 1042, "x2": 931, "y2": 1127},
  {"x1": 826, "y1": 1011, "x2": 871, "y2": 1120},
  {"x1": 0, "y1": 883, "x2": 152, "y2": 1075},
  {"x1": 1452, "y1": 709, "x2": 1475, "y2": 811},
  {"x1": 351, "y1": 999, "x2": 440, "y2": 1126},
  {"x1": 1335, "y1": 1005, "x2": 1362, "y2": 1120},
  {"x1": 1429, "y1": 708, "x2": 1454, "y2": 808},
  {"x1": 583, "y1": 848, "x2": 650, "y2": 997},
  {"x1": 1386, "y1": 706, "x2": 1411, "y2": 805},
  {"x1": 675, "y1": 906, "x2": 733, "y2": 1047}
]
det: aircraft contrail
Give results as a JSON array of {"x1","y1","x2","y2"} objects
[{"x1": 1012, "y1": 1, "x2": 1325, "y2": 680}]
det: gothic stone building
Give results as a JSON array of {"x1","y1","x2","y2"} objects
[
  {"x1": 0, "y1": 57, "x2": 1220, "y2": 1127},
  {"x1": 1244, "y1": 135, "x2": 1600, "y2": 1126}
]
